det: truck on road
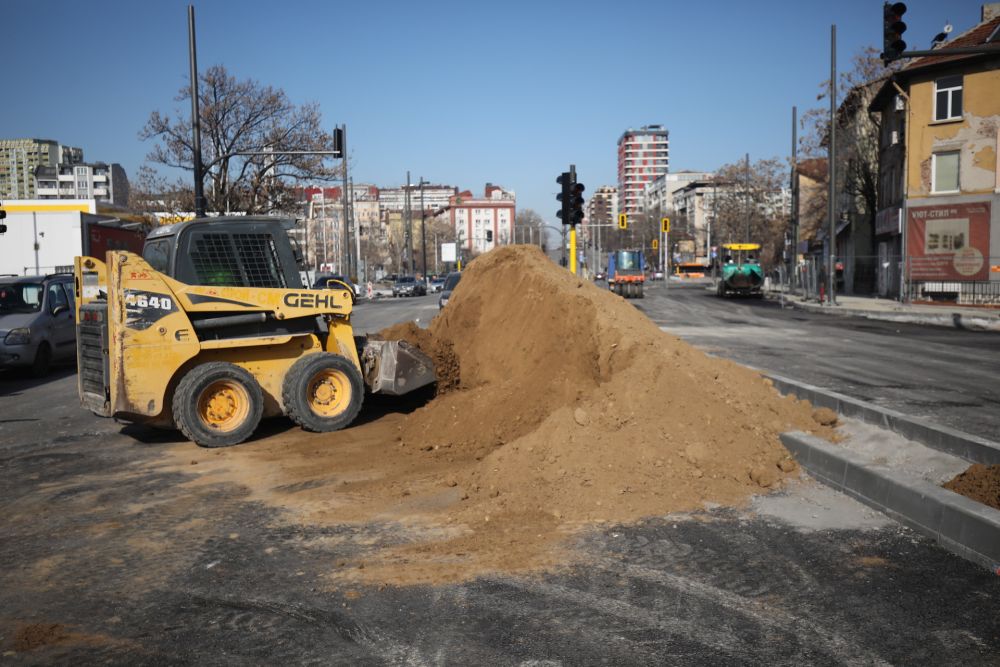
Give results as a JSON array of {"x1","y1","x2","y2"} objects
[
  {"x1": 608, "y1": 250, "x2": 645, "y2": 298},
  {"x1": 716, "y1": 242, "x2": 764, "y2": 298}
]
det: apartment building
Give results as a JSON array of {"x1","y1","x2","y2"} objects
[
  {"x1": 642, "y1": 171, "x2": 714, "y2": 216},
  {"x1": 450, "y1": 184, "x2": 516, "y2": 254},
  {"x1": 1, "y1": 138, "x2": 83, "y2": 199},
  {"x1": 870, "y1": 3, "x2": 1000, "y2": 303},
  {"x1": 35, "y1": 162, "x2": 130, "y2": 207},
  {"x1": 378, "y1": 184, "x2": 457, "y2": 212},
  {"x1": 617, "y1": 125, "x2": 669, "y2": 215}
]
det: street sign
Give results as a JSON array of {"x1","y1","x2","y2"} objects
[{"x1": 441, "y1": 242, "x2": 457, "y2": 262}]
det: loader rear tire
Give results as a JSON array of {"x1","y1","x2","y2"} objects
[
  {"x1": 173, "y1": 362, "x2": 263, "y2": 448},
  {"x1": 283, "y1": 353, "x2": 364, "y2": 433}
]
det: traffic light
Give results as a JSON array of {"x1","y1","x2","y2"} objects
[
  {"x1": 882, "y1": 2, "x2": 907, "y2": 64},
  {"x1": 618, "y1": 213, "x2": 627, "y2": 229},
  {"x1": 332, "y1": 127, "x2": 344, "y2": 157},
  {"x1": 486, "y1": 230, "x2": 493, "y2": 242},
  {"x1": 652, "y1": 238, "x2": 659, "y2": 250},
  {"x1": 0, "y1": 206, "x2": 6, "y2": 234},
  {"x1": 556, "y1": 172, "x2": 585, "y2": 226},
  {"x1": 661, "y1": 217, "x2": 670, "y2": 233}
]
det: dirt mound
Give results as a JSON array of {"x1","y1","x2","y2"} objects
[
  {"x1": 165, "y1": 246, "x2": 830, "y2": 586},
  {"x1": 373, "y1": 321, "x2": 460, "y2": 393},
  {"x1": 359, "y1": 246, "x2": 829, "y2": 579},
  {"x1": 944, "y1": 463, "x2": 1000, "y2": 510}
]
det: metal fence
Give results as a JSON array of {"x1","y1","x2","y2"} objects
[{"x1": 765, "y1": 254, "x2": 1000, "y2": 306}]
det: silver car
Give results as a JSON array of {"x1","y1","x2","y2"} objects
[{"x1": 0, "y1": 274, "x2": 76, "y2": 376}]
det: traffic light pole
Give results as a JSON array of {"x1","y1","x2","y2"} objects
[
  {"x1": 556, "y1": 164, "x2": 585, "y2": 274},
  {"x1": 569, "y1": 164, "x2": 577, "y2": 275}
]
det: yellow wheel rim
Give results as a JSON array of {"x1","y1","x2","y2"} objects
[
  {"x1": 197, "y1": 380, "x2": 251, "y2": 432},
  {"x1": 306, "y1": 369, "x2": 351, "y2": 417}
]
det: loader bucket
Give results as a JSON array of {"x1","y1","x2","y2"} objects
[{"x1": 361, "y1": 339, "x2": 436, "y2": 396}]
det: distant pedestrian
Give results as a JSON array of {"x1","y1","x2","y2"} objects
[{"x1": 366, "y1": 281, "x2": 373, "y2": 299}]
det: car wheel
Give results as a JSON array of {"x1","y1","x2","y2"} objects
[{"x1": 30, "y1": 342, "x2": 52, "y2": 378}]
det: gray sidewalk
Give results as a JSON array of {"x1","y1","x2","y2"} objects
[{"x1": 766, "y1": 289, "x2": 1000, "y2": 332}]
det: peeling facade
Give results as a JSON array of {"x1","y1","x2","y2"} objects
[{"x1": 871, "y1": 7, "x2": 1000, "y2": 304}]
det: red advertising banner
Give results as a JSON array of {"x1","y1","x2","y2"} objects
[
  {"x1": 85, "y1": 223, "x2": 146, "y2": 259},
  {"x1": 907, "y1": 202, "x2": 991, "y2": 280}
]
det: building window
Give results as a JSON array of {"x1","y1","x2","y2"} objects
[
  {"x1": 932, "y1": 151, "x2": 959, "y2": 193},
  {"x1": 934, "y1": 76, "x2": 962, "y2": 121}
]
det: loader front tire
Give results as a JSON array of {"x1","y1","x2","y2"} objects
[
  {"x1": 283, "y1": 353, "x2": 364, "y2": 433},
  {"x1": 173, "y1": 362, "x2": 263, "y2": 448}
]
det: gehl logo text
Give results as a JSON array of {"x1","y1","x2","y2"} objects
[{"x1": 282, "y1": 292, "x2": 343, "y2": 309}]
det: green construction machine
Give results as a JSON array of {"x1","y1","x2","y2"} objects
[{"x1": 716, "y1": 243, "x2": 764, "y2": 298}]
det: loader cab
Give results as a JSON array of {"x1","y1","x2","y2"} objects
[{"x1": 143, "y1": 217, "x2": 304, "y2": 289}]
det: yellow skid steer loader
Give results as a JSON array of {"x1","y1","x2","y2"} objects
[{"x1": 74, "y1": 217, "x2": 434, "y2": 447}]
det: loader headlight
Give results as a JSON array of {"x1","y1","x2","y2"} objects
[{"x1": 4, "y1": 328, "x2": 31, "y2": 346}]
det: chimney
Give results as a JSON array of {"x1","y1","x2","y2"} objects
[{"x1": 984, "y1": 3, "x2": 1000, "y2": 21}]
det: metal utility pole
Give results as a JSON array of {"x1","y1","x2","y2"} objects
[
  {"x1": 187, "y1": 5, "x2": 206, "y2": 218},
  {"x1": 340, "y1": 124, "x2": 351, "y2": 277},
  {"x1": 350, "y1": 178, "x2": 361, "y2": 281},
  {"x1": 828, "y1": 24, "x2": 838, "y2": 306},
  {"x1": 791, "y1": 105, "x2": 799, "y2": 290},
  {"x1": 419, "y1": 178, "x2": 427, "y2": 279},
  {"x1": 744, "y1": 153, "x2": 751, "y2": 243},
  {"x1": 404, "y1": 171, "x2": 412, "y2": 273}
]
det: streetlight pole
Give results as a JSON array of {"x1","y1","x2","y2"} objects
[
  {"x1": 404, "y1": 171, "x2": 412, "y2": 273},
  {"x1": 341, "y1": 124, "x2": 351, "y2": 277},
  {"x1": 828, "y1": 24, "x2": 838, "y2": 306},
  {"x1": 187, "y1": 5, "x2": 206, "y2": 218},
  {"x1": 419, "y1": 177, "x2": 428, "y2": 280}
]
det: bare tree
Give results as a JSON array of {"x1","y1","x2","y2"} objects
[
  {"x1": 711, "y1": 158, "x2": 789, "y2": 267},
  {"x1": 140, "y1": 65, "x2": 342, "y2": 215},
  {"x1": 799, "y1": 47, "x2": 900, "y2": 238},
  {"x1": 515, "y1": 209, "x2": 546, "y2": 247}
]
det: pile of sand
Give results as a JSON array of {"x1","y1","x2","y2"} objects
[
  {"x1": 166, "y1": 245, "x2": 832, "y2": 585},
  {"x1": 944, "y1": 464, "x2": 1000, "y2": 510}
]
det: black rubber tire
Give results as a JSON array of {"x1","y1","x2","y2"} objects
[
  {"x1": 172, "y1": 362, "x2": 263, "y2": 448},
  {"x1": 282, "y1": 353, "x2": 364, "y2": 433},
  {"x1": 30, "y1": 343, "x2": 52, "y2": 378},
  {"x1": 638, "y1": 283, "x2": 644, "y2": 299}
]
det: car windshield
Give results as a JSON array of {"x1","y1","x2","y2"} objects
[
  {"x1": 397, "y1": 277, "x2": 415, "y2": 284},
  {"x1": 0, "y1": 283, "x2": 44, "y2": 314},
  {"x1": 443, "y1": 273, "x2": 461, "y2": 290}
]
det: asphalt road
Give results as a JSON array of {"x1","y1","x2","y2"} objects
[
  {"x1": 1, "y1": 289, "x2": 998, "y2": 664},
  {"x1": 636, "y1": 280, "x2": 1000, "y2": 443}
]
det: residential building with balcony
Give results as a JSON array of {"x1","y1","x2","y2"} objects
[
  {"x1": 642, "y1": 171, "x2": 715, "y2": 217},
  {"x1": 378, "y1": 184, "x2": 457, "y2": 212},
  {"x1": 450, "y1": 184, "x2": 515, "y2": 254},
  {"x1": 617, "y1": 125, "x2": 669, "y2": 215},
  {"x1": 1, "y1": 138, "x2": 83, "y2": 199},
  {"x1": 34, "y1": 162, "x2": 129, "y2": 207},
  {"x1": 870, "y1": 3, "x2": 1000, "y2": 303}
]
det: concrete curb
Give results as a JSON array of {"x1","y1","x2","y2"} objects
[
  {"x1": 769, "y1": 294, "x2": 1000, "y2": 333},
  {"x1": 780, "y1": 431, "x2": 1000, "y2": 574},
  {"x1": 765, "y1": 372, "x2": 1000, "y2": 465}
]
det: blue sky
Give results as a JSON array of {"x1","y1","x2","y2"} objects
[{"x1": 4, "y1": 0, "x2": 985, "y2": 224}]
